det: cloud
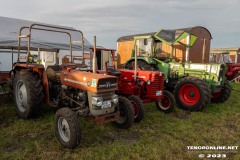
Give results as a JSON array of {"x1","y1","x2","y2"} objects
[{"x1": 0, "y1": 0, "x2": 239, "y2": 48}]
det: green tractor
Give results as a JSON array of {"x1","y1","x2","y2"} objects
[{"x1": 122, "y1": 29, "x2": 231, "y2": 111}]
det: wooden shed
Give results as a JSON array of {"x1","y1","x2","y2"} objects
[
  {"x1": 117, "y1": 26, "x2": 212, "y2": 65},
  {"x1": 210, "y1": 47, "x2": 240, "y2": 63}
]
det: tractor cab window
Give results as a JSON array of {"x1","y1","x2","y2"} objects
[
  {"x1": 155, "y1": 41, "x2": 163, "y2": 54},
  {"x1": 209, "y1": 54, "x2": 217, "y2": 63},
  {"x1": 135, "y1": 38, "x2": 152, "y2": 57},
  {"x1": 96, "y1": 50, "x2": 115, "y2": 71},
  {"x1": 220, "y1": 53, "x2": 232, "y2": 64}
]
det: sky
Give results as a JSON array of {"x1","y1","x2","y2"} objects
[{"x1": 0, "y1": 0, "x2": 240, "y2": 49}]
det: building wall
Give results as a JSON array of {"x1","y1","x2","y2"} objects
[
  {"x1": 117, "y1": 40, "x2": 134, "y2": 65},
  {"x1": 189, "y1": 27, "x2": 211, "y2": 63},
  {"x1": 210, "y1": 48, "x2": 240, "y2": 63}
]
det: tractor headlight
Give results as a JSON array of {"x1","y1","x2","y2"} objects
[
  {"x1": 156, "y1": 90, "x2": 162, "y2": 96},
  {"x1": 111, "y1": 94, "x2": 118, "y2": 104},
  {"x1": 92, "y1": 97, "x2": 103, "y2": 106},
  {"x1": 146, "y1": 80, "x2": 151, "y2": 85}
]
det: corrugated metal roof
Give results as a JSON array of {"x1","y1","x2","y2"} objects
[
  {"x1": 211, "y1": 47, "x2": 240, "y2": 53},
  {"x1": 0, "y1": 16, "x2": 92, "y2": 51}
]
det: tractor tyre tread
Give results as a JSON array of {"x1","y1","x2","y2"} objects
[
  {"x1": 55, "y1": 107, "x2": 81, "y2": 149},
  {"x1": 156, "y1": 90, "x2": 175, "y2": 113},
  {"x1": 113, "y1": 96, "x2": 134, "y2": 129},
  {"x1": 211, "y1": 81, "x2": 232, "y2": 103},
  {"x1": 128, "y1": 95, "x2": 144, "y2": 123},
  {"x1": 13, "y1": 71, "x2": 43, "y2": 118},
  {"x1": 174, "y1": 76, "x2": 211, "y2": 111}
]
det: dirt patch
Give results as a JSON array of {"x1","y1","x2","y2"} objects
[
  {"x1": 140, "y1": 124, "x2": 161, "y2": 130},
  {"x1": 101, "y1": 132, "x2": 121, "y2": 143},
  {"x1": 0, "y1": 108, "x2": 7, "y2": 127},
  {"x1": 11, "y1": 132, "x2": 45, "y2": 143},
  {"x1": 3, "y1": 144, "x2": 21, "y2": 152},
  {"x1": 123, "y1": 132, "x2": 140, "y2": 145},
  {"x1": 0, "y1": 114, "x2": 5, "y2": 124},
  {"x1": 226, "y1": 124, "x2": 238, "y2": 132},
  {"x1": 0, "y1": 94, "x2": 13, "y2": 104},
  {"x1": 173, "y1": 111, "x2": 191, "y2": 119},
  {"x1": 101, "y1": 131, "x2": 140, "y2": 144}
]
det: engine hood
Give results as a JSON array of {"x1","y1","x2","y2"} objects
[{"x1": 60, "y1": 69, "x2": 118, "y2": 93}]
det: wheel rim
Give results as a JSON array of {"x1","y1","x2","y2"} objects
[
  {"x1": 158, "y1": 94, "x2": 170, "y2": 110},
  {"x1": 212, "y1": 90, "x2": 223, "y2": 99},
  {"x1": 58, "y1": 117, "x2": 70, "y2": 142},
  {"x1": 179, "y1": 84, "x2": 200, "y2": 106},
  {"x1": 235, "y1": 77, "x2": 240, "y2": 83},
  {"x1": 130, "y1": 101, "x2": 139, "y2": 118},
  {"x1": 16, "y1": 81, "x2": 28, "y2": 112},
  {"x1": 116, "y1": 102, "x2": 127, "y2": 123}
]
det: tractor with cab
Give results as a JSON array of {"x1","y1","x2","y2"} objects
[{"x1": 120, "y1": 29, "x2": 231, "y2": 111}]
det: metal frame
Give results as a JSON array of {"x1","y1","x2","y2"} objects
[{"x1": 18, "y1": 23, "x2": 85, "y2": 64}]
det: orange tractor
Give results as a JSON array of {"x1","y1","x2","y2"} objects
[{"x1": 12, "y1": 24, "x2": 135, "y2": 148}]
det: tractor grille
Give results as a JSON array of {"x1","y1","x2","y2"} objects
[
  {"x1": 151, "y1": 73, "x2": 164, "y2": 96},
  {"x1": 98, "y1": 78, "x2": 118, "y2": 89}
]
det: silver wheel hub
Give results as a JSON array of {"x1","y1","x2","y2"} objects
[
  {"x1": 58, "y1": 117, "x2": 70, "y2": 142},
  {"x1": 16, "y1": 81, "x2": 28, "y2": 112}
]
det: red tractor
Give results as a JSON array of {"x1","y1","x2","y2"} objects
[
  {"x1": 210, "y1": 52, "x2": 240, "y2": 82},
  {"x1": 91, "y1": 47, "x2": 176, "y2": 122}
]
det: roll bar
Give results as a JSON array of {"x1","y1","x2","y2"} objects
[{"x1": 18, "y1": 23, "x2": 85, "y2": 63}]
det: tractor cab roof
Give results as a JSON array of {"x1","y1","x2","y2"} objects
[
  {"x1": 117, "y1": 26, "x2": 210, "y2": 48},
  {"x1": 217, "y1": 52, "x2": 230, "y2": 55},
  {"x1": 154, "y1": 29, "x2": 197, "y2": 47}
]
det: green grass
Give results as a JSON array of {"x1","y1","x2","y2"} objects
[{"x1": 0, "y1": 84, "x2": 240, "y2": 160}]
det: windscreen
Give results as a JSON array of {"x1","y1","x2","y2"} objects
[{"x1": 154, "y1": 29, "x2": 197, "y2": 47}]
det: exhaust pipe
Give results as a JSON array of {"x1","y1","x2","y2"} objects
[{"x1": 93, "y1": 36, "x2": 97, "y2": 73}]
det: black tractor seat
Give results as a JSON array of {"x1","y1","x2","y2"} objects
[{"x1": 107, "y1": 68, "x2": 121, "y2": 76}]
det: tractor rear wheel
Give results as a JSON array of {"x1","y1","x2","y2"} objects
[
  {"x1": 128, "y1": 95, "x2": 144, "y2": 123},
  {"x1": 156, "y1": 90, "x2": 175, "y2": 113},
  {"x1": 113, "y1": 96, "x2": 134, "y2": 129},
  {"x1": 55, "y1": 107, "x2": 81, "y2": 149},
  {"x1": 211, "y1": 81, "x2": 232, "y2": 103},
  {"x1": 13, "y1": 71, "x2": 43, "y2": 118},
  {"x1": 174, "y1": 77, "x2": 211, "y2": 111}
]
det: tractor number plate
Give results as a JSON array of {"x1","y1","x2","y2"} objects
[{"x1": 101, "y1": 101, "x2": 111, "y2": 109}]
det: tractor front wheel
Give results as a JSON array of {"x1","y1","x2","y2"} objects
[
  {"x1": 211, "y1": 81, "x2": 232, "y2": 103},
  {"x1": 156, "y1": 90, "x2": 175, "y2": 113},
  {"x1": 174, "y1": 77, "x2": 211, "y2": 111},
  {"x1": 113, "y1": 96, "x2": 134, "y2": 129},
  {"x1": 128, "y1": 95, "x2": 144, "y2": 123},
  {"x1": 55, "y1": 107, "x2": 81, "y2": 149}
]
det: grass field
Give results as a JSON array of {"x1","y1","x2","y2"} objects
[{"x1": 0, "y1": 83, "x2": 240, "y2": 160}]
